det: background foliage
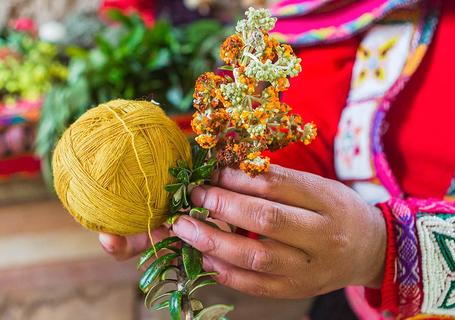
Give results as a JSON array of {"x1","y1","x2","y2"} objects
[{"x1": 35, "y1": 10, "x2": 231, "y2": 186}]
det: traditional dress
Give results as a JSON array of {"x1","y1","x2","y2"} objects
[{"x1": 268, "y1": 0, "x2": 455, "y2": 319}]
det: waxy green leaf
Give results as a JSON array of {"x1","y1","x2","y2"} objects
[
  {"x1": 182, "y1": 243, "x2": 202, "y2": 280},
  {"x1": 169, "y1": 290, "x2": 183, "y2": 320},
  {"x1": 194, "y1": 304, "x2": 234, "y2": 320},
  {"x1": 189, "y1": 279, "x2": 217, "y2": 296},
  {"x1": 139, "y1": 253, "x2": 178, "y2": 293},
  {"x1": 192, "y1": 145, "x2": 209, "y2": 169},
  {"x1": 189, "y1": 207, "x2": 210, "y2": 220},
  {"x1": 137, "y1": 237, "x2": 181, "y2": 269},
  {"x1": 165, "y1": 183, "x2": 184, "y2": 193},
  {"x1": 144, "y1": 280, "x2": 176, "y2": 309}
]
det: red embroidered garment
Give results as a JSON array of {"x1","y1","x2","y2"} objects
[
  {"x1": 268, "y1": 1, "x2": 455, "y2": 318},
  {"x1": 270, "y1": 1, "x2": 455, "y2": 200}
]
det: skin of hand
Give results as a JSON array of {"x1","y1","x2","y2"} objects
[{"x1": 99, "y1": 165, "x2": 387, "y2": 299}]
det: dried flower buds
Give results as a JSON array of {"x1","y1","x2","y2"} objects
[{"x1": 192, "y1": 7, "x2": 317, "y2": 176}]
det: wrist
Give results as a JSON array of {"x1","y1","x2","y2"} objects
[{"x1": 363, "y1": 205, "x2": 387, "y2": 289}]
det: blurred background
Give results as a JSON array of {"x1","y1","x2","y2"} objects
[{"x1": 0, "y1": 0, "x2": 313, "y2": 319}]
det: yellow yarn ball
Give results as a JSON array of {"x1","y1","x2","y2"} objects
[{"x1": 52, "y1": 99, "x2": 191, "y2": 235}]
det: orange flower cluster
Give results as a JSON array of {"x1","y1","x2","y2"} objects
[{"x1": 191, "y1": 8, "x2": 317, "y2": 176}]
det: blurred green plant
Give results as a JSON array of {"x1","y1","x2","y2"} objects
[
  {"x1": 36, "y1": 10, "x2": 232, "y2": 186},
  {"x1": 0, "y1": 30, "x2": 68, "y2": 104}
]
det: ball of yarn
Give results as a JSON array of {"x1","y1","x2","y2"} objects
[{"x1": 52, "y1": 99, "x2": 191, "y2": 235}]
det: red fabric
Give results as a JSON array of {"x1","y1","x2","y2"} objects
[
  {"x1": 0, "y1": 154, "x2": 40, "y2": 178},
  {"x1": 366, "y1": 203, "x2": 399, "y2": 316},
  {"x1": 266, "y1": 37, "x2": 360, "y2": 180},
  {"x1": 268, "y1": 1, "x2": 455, "y2": 317},
  {"x1": 383, "y1": 0, "x2": 455, "y2": 199},
  {"x1": 99, "y1": 0, "x2": 156, "y2": 26},
  {"x1": 269, "y1": 1, "x2": 455, "y2": 200}
]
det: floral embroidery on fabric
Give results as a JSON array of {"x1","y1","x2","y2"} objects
[
  {"x1": 416, "y1": 214, "x2": 455, "y2": 315},
  {"x1": 335, "y1": 100, "x2": 376, "y2": 180},
  {"x1": 349, "y1": 23, "x2": 414, "y2": 102}
]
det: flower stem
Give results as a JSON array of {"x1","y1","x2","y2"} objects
[{"x1": 178, "y1": 265, "x2": 193, "y2": 320}]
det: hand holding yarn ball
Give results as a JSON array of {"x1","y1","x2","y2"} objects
[
  {"x1": 52, "y1": 99, "x2": 191, "y2": 235},
  {"x1": 52, "y1": 8, "x2": 317, "y2": 319}
]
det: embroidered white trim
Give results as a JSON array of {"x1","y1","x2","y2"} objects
[
  {"x1": 335, "y1": 100, "x2": 376, "y2": 180},
  {"x1": 349, "y1": 23, "x2": 414, "y2": 102},
  {"x1": 416, "y1": 215, "x2": 455, "y2": 316}
]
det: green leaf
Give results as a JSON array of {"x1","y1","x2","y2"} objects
[
  {"x1": 177, "y1": 169, "x2": 191, "y2": 184},
  {"x1": 138, "y1": 237, "x2": 181, "y2": 269},
  {"x1": 193, "y1": 271, "x2": 219, "y2": 281},
  {"x1": 170, "y1": 199, "x2": 183, "y2": 214},
  {"x1": 191, "y1": 163, "x2": 215, "y2": 182},
  {"x1": 182, "y1": 243, "x2": 202, "y2": 280},
  {"x1": 169, "y1": 167, "x2": 182, "y2": 178},
  {"x1": 194, "y1": 304, "x2": 234, "y2": 320},
  {"x1": 144, "y1": 279, "x2": 176, "y2": 309},
  {"x1": 167, "y1": 212, "x2": 183, "y2": 225},
  {"x1": 190, "y1": 299, "x2": 204, "y2": 312},
  {"x1": 189, "y1": 207, "x2": 210, "y2": 221},
  {"x1": 106, "y1": 9, "x2": 134, "y2": 27},
  {"x1": 203, "y1": 221, "x2": 221, "y2": 230},
  {"x1": 182, "y1": 186, "x2": 190, "y2": 208},
  {"x1": 169, "y1": 290, "x2": 183, "y2": 320},
  {"x1": 192, "y1": 145, "x2": 208, "y2": 169},
  {"x1": 165, "y1": 183, "x2": 184, "y2": 193},
  {"x1": 160, "y1": 265, "x2": 180, "y2": 281},
  {"x1": 166, "y1": 86, "x2": 183, "y2": 108},
  {"x1": 218, "y1": 65, "x2": 234, "y2": 71},
  {"x1": 139, "y1": 253, "x2": 179, "y2": 293},
  {"x1": 148, "y1": 48, "x2": 171, "y2": 70},
  {"x1": 147, "y1": 291, "x2": 174, "y2": 310},
  {"x1": 153, "y1": 300, "x2": 170, "y2": 311},
  {"x1": 189, "y1": 279, "x2": 217, "y2": 296}
]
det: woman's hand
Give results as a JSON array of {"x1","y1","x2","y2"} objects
[
  {"x1": 171, "y1": 165, "x2": 386, "y2": 299},
  {"x1": 98, "y1": 226, "x2": 169, "y2": 261}
]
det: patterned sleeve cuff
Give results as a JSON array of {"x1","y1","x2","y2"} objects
[{"x1": 377, "y1": 198, "x2": 455, "y2": 319}]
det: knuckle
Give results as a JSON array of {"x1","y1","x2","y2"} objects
[
  {"x1": 246, "y1": 246, "x2": 274, "y2": 272},
  {"x1": 197, "y1": 228, "x2": 218, "y2": 254},
  {"x1": 214, "y1": 269, "x2": 231, "y2": 286},
  {"x1": 203, "y1": 188, "x2": 226, "y2": 217},
  {"x1": 257, "y1": 205, "x2": 284, "y2": 234},
  {"x1": 259, "y1": 166, "x2": 288, "y2": 196}
]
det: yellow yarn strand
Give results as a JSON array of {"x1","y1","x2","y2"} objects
[
  {"x1": 104, "y1": 103, "x2": 156, "y2": 251},
  {"x1": 52, "y1": 99, "x2": 192, "y2": 236}
]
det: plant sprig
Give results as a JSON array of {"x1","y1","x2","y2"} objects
[{"x1": 138, "y1": 144, "x2": 233, "y2": 320}]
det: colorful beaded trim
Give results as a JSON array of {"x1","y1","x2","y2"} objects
[{"x1": 271, "y1": 0, "x2": 419, "y2": 46}]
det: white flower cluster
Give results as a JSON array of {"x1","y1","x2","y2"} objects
[
  {"x1": 244, "y1": 50, "x2": 301, "y2": 85},
  {"x1": 220, "y1": 82, "x2": 246, "y2": 105},
  {"x1": 235, "y1": 7, "x2": 277, "y2": 34}
]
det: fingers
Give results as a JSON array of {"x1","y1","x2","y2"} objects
[
  {"x1": 98, "y1": 226, "x2": 170, "y2": 260},
  {"x1": 173, "y1": 216, "x2": 309, "y2": 275},
  {"x1": 191, "y1": 186, "x2": 324, "y2": 248},
  {"x1": 202, "y1": 255, "x2": 299, "y2": 299},
  {"x1": 211, "y1": 165, "x2": 339, "y2": 211}
]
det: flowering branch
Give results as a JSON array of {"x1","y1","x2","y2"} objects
[
  {"x1": 138, "y1": 7, "x2": 316, "y2": 320},
  {"x1": 192, "y1": 7, "x2": 316, "y2": 176}
]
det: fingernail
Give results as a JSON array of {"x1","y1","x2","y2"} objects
[
  {"x1": 203, "y1": 255, "x2": 214, "y2": 271},
  {"x1": 173, "y1": 216, "x2": 197, "y2": 243},
  {"x1": 99, "y1": 233, "x2": 115, "y2": 253},
  {"x1": 191, "y1": 186, "x2": 206, "y2": 206}
]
